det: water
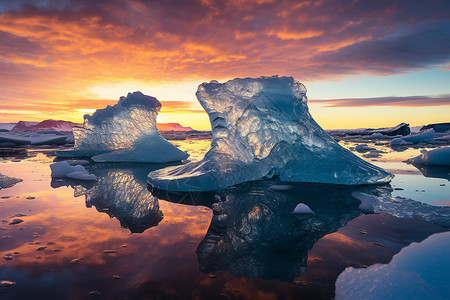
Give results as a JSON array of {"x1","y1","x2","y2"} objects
[{"x1": 0, "y1": 140, "x2": 449, "y2": 299}]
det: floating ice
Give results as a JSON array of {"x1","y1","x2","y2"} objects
[
  {"x1": 268, "y1": 185, "x2": 293, "y2": 191},
  {"x1": 351, "y1": 191, "x2": 380, "y2": 214},
  {"x1": 148, "y1": 76, "x2": 393, "y2": 191},
  {"x1": 335, "y1": 231, "x2": 450, "y2": 300},
  {"x1": 50, "y1": 161, "x2": 96, "y2": 181},
  {"x1": 390, "y1": 129, "x2": 435, "y2": 146},
  {"x1": 406, "y1": 147, "x2": 450, "y2": 166},
  {"x1": 55, "y1": 92, "x2": 189, "y2": 163},
  {"x1": 0, "y1": 132, "x2": 72, "y2": 146},
  {"x1": 328, "y1": 123, "x2": 410, "y2": 137},
  {"x1": 292, "y1": 203, "x2": 314, "y2": 214}
]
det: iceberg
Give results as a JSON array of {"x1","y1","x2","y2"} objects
[
  {"x1": 390, "y1": 129, "x2": 435, "y2": 146},
  {"x1": 55, "y1": 92, "x2": 189, "y2": 163},
  {"x1": 335, "y1": 231, "x2": 450, "y2": 300},
  {"x1": 406, "y1": 147, "x2": 450, "y2": 166},
  {"x1": 148, "y1": 76, "x2": 393, "y2": 191}
]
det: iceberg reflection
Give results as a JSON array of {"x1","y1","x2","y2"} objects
[
  {"x1": 52, "y1": 163, "x2": 179, "y2": 233},
  {"x1": 153, "y1": 181, "x2": 391, "y2": 281}
]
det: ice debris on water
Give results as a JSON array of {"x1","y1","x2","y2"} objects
[
  {"x1": 50, "y1": 161, "x2": 96, "y2": 181},
  {"x1": 351, "y1": 192, "x2": 381, "y2": 214},
  {"x1": 292, "y1": 203, "x2": 314, "y2": 215},
  {"x1": 335, "y1": 231, "x2": 450, "y2": 300},
  {"x1": 55, "y1": 91, "x2": 188, "y2": 163},
  {"x1": 268, "y1": 185, "x2": 293, "y2": 191},
  {"x1": 406, "y1": 147, "x2": 450, "y2": 166},
  {"x1": 390, "y1": 129, "x2": 435, "y2": 146},
  {"x1": 148, "y1": 76, "x2": 393, "y2": 191}
]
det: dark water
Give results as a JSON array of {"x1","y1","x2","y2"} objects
[{"x1": 0, "y1": 145, "x2": 449, "y2": 299}]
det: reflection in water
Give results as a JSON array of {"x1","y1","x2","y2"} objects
[
  {"x1": 154, "y1": 181, "x2": 392, "y2": 281},
  {"x1": 50, "y1": 160, "x2": 450, "y2": 283},
  {"x1": 410, "y1": 164, "x2": 450, "y2": 181},
  {"x1": 52, "y1": 163, "x2": 177, "y2": 233}
]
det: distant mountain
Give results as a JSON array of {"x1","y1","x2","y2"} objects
[
  {"x1": 12, "y1": 120, "x2": 82, "y2": 132},
  {"x1": 157, "y1": 123, "x2": 194, "y2": 131}
]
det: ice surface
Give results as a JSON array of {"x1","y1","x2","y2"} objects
[
  {"x1": 66, "y1": 171, "x2": 97, "y2": 181},
  {"x1": 148, "y1": 76, "x2": 393, "y2": 191},
  {"x1": 55, "y1": 91, "x2": 188, "y2": 163},
  {"x1": 335, "y1": 231, "x2": 450, "y2": 300},
  {"x1": 0, "y1": 132, "x2": 73, "y2": 146},
  {"x1": 351, "y1": 191, "x2": 380, "y2": 213},
  {"x1": 390, "y1": 129, "x2": 435, "y2": 146},
  {"x1": 407, "y1": 147, "x2": 450, "y2": 166},
  {"x1": 50, "y1": 161, "x2": 96, "y2": 181},
  {"x1": 328, "y1": 123, "x2": 410, "y2": 137},
  {"x1": 0, "y1": 134, "x2": 31, "y2": 145}
]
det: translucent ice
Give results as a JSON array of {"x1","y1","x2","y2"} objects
[
  {"x1": 148, "y1": 76, "x2": 393, "y2": 191},
  {"x1": 55, "y1": 92, "x2": 189, "y2": 163},
  {"x1": 335, "y1": 231, "x2": 450, "y2": 300}
]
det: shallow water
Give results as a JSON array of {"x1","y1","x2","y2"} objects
[{"x1": 0, "y1": 140, "x2": 449, "y2": 299}]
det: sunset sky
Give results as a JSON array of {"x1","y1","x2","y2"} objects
[{"x1": 0, "y1": 0, "x2": 449, "y2": 130}]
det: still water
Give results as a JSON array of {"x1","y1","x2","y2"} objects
[{"x1": 0, "y1": 140, "x2": 449, "y2": 299}]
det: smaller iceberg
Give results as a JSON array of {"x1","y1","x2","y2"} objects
[
  {"x1": 406, "y1": 147, "x2": 450, "y2": 166},
  {"x1": 390, "y1": 129, "x2": 435, "y2": 146},
  {"x1": 55, "y1": 92, "x2": 189, "y2": 163},
  {"x1": 335, "y1": 231, "x2": 450, "y2": 300}
]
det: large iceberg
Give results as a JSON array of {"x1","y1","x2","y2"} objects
[
  {"x1": 55, "y1": 92, "x2": 189, "y2": 163},
  {"x1": 148, "y1": 76, "x2": 393, "y2": 191}
]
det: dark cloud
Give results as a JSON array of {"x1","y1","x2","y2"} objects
[{"x1": 310, "y1": 95, "x2": 450, "y2": 107}]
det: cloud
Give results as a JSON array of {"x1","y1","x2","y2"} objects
[
  {"x1": 310, "y1": 94, "x2": 450, "y2": 107},
  {"x1": 0, "y1": 0, "x2": 450, "y2": 121}
]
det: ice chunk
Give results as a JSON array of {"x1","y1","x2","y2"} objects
[
  {"x1": 335, "y1": 231, "x2": 450, "y2": 300},
  {"x1": 351, "y1": 191, "x2": 380, "y2": 214},
  {"x1": 148, "y1": 76, "x2": 393, "y2": 191},
  {"x1": 55, "y1": 92, "x2": 189, "y2": 163},
  {"x1": 292, "y1": 203, "x2": 314, "y2": 214},
  {"x1": 0, "y1": 133, "x2": 31, "y2": 145},
  {"x1": 354, "y1": 144, "x2": 375, "y2": 152},
  {"x1": 390, "y1": 129, "x2": 435, "y2": 146},
  {"x1": 66, "y1": 171, "x2": 97, "y2": 181},
  {"x1": 406, "y1": 147, "x2": 450, "y2": 166},
  {"x1": 50, "y1": 161, "x2": 96, "y2": 181},
  {"x1": 328, "y1": 123, "x2": 410, "y2": 137},
  {"x1": 268, "y1": 185, "x2": 293, "y2": 191}
]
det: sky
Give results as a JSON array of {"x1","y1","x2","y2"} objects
[{"x1": 0, "y1": 0, "x2": 449, "y2": 130}]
